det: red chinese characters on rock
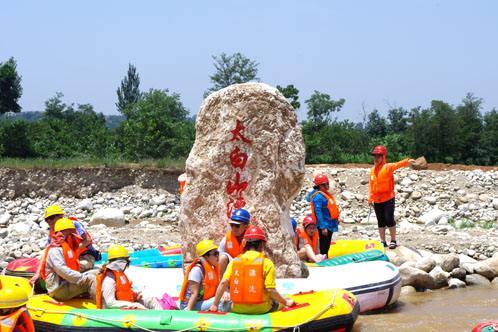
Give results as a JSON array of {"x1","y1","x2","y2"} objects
[{"x1": 226, "y1": 120, "x2": 252, "y2": 218}]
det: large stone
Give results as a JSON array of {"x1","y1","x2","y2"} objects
[
  {"x1": 465, "y1": 274, "x2": 491, "y2": 286},
  {"x1": 441, "y1": 253, "x2": 460, "y2": 272},
  {"x1": 418, "y1": 208, "x2": 448, "y2": 225},
  {"x1": 448, "y1": 278, "x2": 466, "y2": 289},
  {"x1": 474, "y1": 262, "x2": 496, "y2": 280},
  {"x1": 400, "y1": 285, "x2": 417, "y2": 295},
  {"x1": 415, "y1": 256, "x2": 437, "y2": 273},
  {"x1": 77, "y1": 199, "x2": 94, "y2": 211},
  {"x1": 179, "y1": 83, "x2": 305, "y2": 278},
  {"x1": 90, "y1": 208, "x2": 125, "y2": 227},
  {"x1": 0, "y1": 213, "x2": 12, "y2": 226},
  {"x1": 399, "y1": 265, "x2": 435, "y2": 290},
  {"x1": 450, "y1": 267, "x2": 467, "y2": 281},
  {"x1": 429, "y1": 266, "x2": 450, "y2": 288},
  {"x1": 386, "y1": 246, "x2": 423, "y2": 266}
]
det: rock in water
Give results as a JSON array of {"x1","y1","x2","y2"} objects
[{"x1": 179, "y1": 83, "x2": 305, "y2": 277}]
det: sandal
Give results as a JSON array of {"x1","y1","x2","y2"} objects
[
  {"x1": 382, "y1": 241, "x2": 388, "y2": 248},
  {"x1": 389, "y1": 240, "x2": 397, "y2": 249}
]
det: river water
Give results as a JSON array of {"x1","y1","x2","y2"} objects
[{"x1": 353, "y1": 286, "x2": 498, "y2": 332}]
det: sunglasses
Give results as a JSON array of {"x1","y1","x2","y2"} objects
[
  {"x1": 230, "y1": 223, "x2": 242, "y2": 228},
  {"x1": 206, "y1": 250, "x2": 219, "y2": 257}
]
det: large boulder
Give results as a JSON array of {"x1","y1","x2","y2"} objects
[
  {"x1": 465, "y1": 274, "x2": 491, "y2": 287},
  {"x1": 448, "y1": 278, "x2": 466, "y2": 289},
  {"x1": 415, "y1": 256, "x2": 437, "y2": 273},
  {"x1": 399, "y1": 265, "x2": 435, "y2": 290},
  {"x1": 179, "y1": 83, "x2": 305, "y2": 277},
  {"x1": 429, "y1": 266, "x2": 450, "y2": 288},
  {"x1": 418, "y1": 208, "x2": 448, "y2": 226},
  {"x1": 473, "y1": 262, "x2": 496, "y2": 280},
  {"x1": 387, "y1": 246, "x2": 422, "y2": 266},
  {"x1": 90, "y1": 208, "x2": 125, "y2": 227},
  {"x1": 441, "y1": 253, "x2": 460, "y2": 272}
]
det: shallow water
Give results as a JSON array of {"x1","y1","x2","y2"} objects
[{"x1": 353, "y1": 286, "x2": 498, "y2": 332}]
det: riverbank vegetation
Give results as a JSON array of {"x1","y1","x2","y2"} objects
[{"x1": 0, "y1": 55, "x2": 497, "y2": 167}]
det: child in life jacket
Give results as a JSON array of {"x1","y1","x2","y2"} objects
[
  {"x1": 0, "y1": 280, "x2": 35, "y2": 332},
  {"x1": 218, "y1": 208, "x2": 251, "y2": 276},
  {"x1": 95, "y1": 245, "x2": 162, "y2": 309},
  {"x1": 296, "y1": 215, "x2": 327, "y2": 263},
  {"x1": 179, "y1": 240, "x2": 230, "y2": 311},
  {"x1": 209, "y1": 226, "x2": 295, "y2": 315}
]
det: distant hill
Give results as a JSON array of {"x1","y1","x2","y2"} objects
[{"x1": 0, "y1": 111, "x2": 125, "y2": 130}]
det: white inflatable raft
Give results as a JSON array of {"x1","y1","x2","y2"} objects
[{"x1": 127, "y1": 260, "x2": 400, "y2": 313}]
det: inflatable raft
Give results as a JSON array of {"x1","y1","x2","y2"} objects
[
  {"x1": 127, "y1": 260, "x2": 401, "y2": 313},
  {"x1": 328, "y1": 239, "x2": 385, "y2": 258},
  {"x1": 25, "y1": 289, "x2": 358, "y2": 331}
]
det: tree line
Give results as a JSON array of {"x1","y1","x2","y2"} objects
[{"x1": 0, "y1": 55, "x2": 496, "y2": 165}]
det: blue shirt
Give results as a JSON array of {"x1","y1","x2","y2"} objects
[{"x1": 306, "y1": 189, "x2": 339, "y2": 232}]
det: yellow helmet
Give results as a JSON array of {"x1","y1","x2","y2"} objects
[
  {"x1": 54, "y1": 217, "x2": 75, "y2": 232},
  {"x1": 0, "y1": 281, "x2": 29, "y2": 309},
  {"x1": 107, "y1": 245, "x2": 129, "y2": 261},
  {"x1": 196, "y1": 240, "x2": 218, "y2": 257},
  {"x1": 44, "y1": 205, "x2": 64, "y2": 219}
]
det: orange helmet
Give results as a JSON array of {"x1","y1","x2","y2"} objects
[
  {"x1": 243, "y1": 226, "x2": 267, "y2": 242},
  {"x1": 303, "y1": 215, "x2": 316, "y2": 227},
  {"x1": 313, "y1": 174, "x2": 329, "y2": 186},
  {"x1": 372, "y1": 145, "x2": 387, "y2": 156}
]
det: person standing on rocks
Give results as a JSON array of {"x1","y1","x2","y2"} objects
[
  {"x1": 218, "y1": 208, "x2": 250, "y2": 276},
  {"x1": 306, "y1": 174, "x2": 341, "y2": 257},
  {"x1": 295, "y1": 216, "x2": 327, "y2": 263},
  {"x1": 368, "y1": 145, "x2": 415, "y2": 249}
]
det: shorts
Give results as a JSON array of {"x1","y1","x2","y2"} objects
[{"x1": 373, "y1": 198, "x2": 395, "y2": 228}]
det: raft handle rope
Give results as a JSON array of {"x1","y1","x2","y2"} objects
[{"x1": 27, "y1": 289, "x2": 338, "y2": 332}]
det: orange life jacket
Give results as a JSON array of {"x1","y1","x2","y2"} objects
[
  {"x1": 310, "y1": 191, "x2": 340, "y2": 221},
  {"x1": 179, "y1": 258, "x2": 220, "y2": 302},
  {"x1": 0, "y1": 307, "x2": 35, "y2": 332},
  {"x1": 39, "y1": 237, "x2": 80, "y2": 281},
  {"x1": 369, "y1": 163, "x2": 394, "y2": 203},
  {"x1": 296, "y1": 227, "x2": 319, "y2": 254},
  {"x1": 95, "y1": 267, "x2": 134, "y2": 309},
  {"x1": 229, "y1": 252, "x2": 265, "y2": 305},
  {"x1": 225, "y1": 231, "x2": 243, "y2": 258}
]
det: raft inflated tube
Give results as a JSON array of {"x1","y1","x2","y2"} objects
[
  {"x1": 328, "y1": 239, "x2": 385, "y2": 258},
  {"x1": 307, "y1": 249, "x2": 388, "y2": 267},
  {"x1": 26, "y1": 289, "x2": 359, "y2": 332}
]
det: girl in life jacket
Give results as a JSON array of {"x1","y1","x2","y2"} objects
[
  {"x1": 95, "y1": 245, "x2": 162, "y2": 310},
  {"x1": 0, "y1": 279, "x2": 35, "y2": 332},
  {"x1": 296, "y1": 216, "x2": 327, "y2": 263},
  {"x1": 179, "y1": 240, "x2": 230, "y2": 311}
]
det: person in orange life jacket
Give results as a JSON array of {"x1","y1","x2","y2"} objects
[
  {"x1": 209, "y1": 226, "x2": 295, "y2": 315},
  {"x1": 369, "y1": 145, "x2": 414, "y2": 249},
  {"x1": 296, "y1": 216, "x2": 327, "y2": 263},
  {"x1": 95, "y1": 245, "x2": 162, "y2": 309},
  {"x1": 0, "y1": 280, "x2": 35, "y2": 332},
  {"x1": 306, "y1": 174, "x2": 341, "y2": 256},
  {"x1": 39, "y1": 218, "x2": 95, "y2": 301},
  {"x1": 179, "y1": 240, "x2": 231, "y2": 311},
  {"x1": 218, "y1": 208, "x2": 250, "y2": 276}
]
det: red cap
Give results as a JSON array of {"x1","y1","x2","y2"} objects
[
  {"x1": 313, "y1": 174, "x2": 329, "y2": 186},
  {"x1": 243, "y1": 225, "x2": 267, "y2": 242},
  {"x1": 303, "y1": 215, "x2": 316, "y2": 227},
  {"x1": 372, "y1": 145, "x2": 387, "y2": 156}
]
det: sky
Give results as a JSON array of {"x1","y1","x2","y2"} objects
[{"x1": 1, "y1": 1, "x2": 497, "y2": 122}]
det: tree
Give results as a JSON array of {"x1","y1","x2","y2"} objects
[
  {"x1": 387, "y1": 107, "x2": 408, "y2": 133},
  {"x1": 276, "y1": 84, "x2": 300, "y2": 110},
  {"x1": 116, "y1": 63, "x2": 141, "y2": 116},
  {"x1": 456, "y1": 93, "x2": 483, "y2": 163},
  {"x1": 480, "y1": 109, "x2": 498, "y2": 165},
  {"x1": 365, "y1": 109, "x2": 387, "y2": 137},
  {"x1": 431, "y1": 100, "x2": 460, "y2": 162},
  {"x1": 0, "y1": 57, "x2": 23, "y2": 114},
  {"x1": 0, "y1": 120, "x2": 33, "y2": 157},
  {"x1": 206, "y1": 53, "x2": 258, "y2": 96},
  {"x1": 305, "y1": 91, "x2": 345, "y2": 125}
]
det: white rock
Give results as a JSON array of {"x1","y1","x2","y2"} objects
[
  {"x1": 430, "y1": 266, "x2": 450, "y2": 288},
  {"x1": 448, "y1": 278, "x2": 466, "y2": 289},
  {"x1": 0, "y1": 213, "x2": 11, "y2": 226},
  {"x1": 424, "y1": 196, "x2": 438, "y2": 205},
  {"x1": 418, "y1": 208, "x2": 448, "y2": 225},
  {"x1": 493, "y1": 198, "x2": 498, "y2": 210},
  {"x1": 89, "y1": 208, "x2": 125, "y2": 227},
  {"x1": 77, "y1": 199, "x2": 94, "y2": 211},
  {"x1": 340, "y1": 191, "x2": 355, "y2": 201},
  {"x1": 409, "y1": 174, "x2": 419, "y2": 181},
  {"x1": 150, "y1": 195, "x2": 167, "y2": 206},
  {"x1": 415, "y1": 256, "x2": 437, "y2": 272}
]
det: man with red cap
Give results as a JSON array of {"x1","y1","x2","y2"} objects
[
  {"x1": 306, "y1": 174, "x2": 341, "y2": 256},
  {"x1": 369, "y1": 145, "x2": 414, "y2": 249}
]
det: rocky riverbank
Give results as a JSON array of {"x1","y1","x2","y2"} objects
[{"x1": 1, "y1": 165, "x2": 497, "y2": 289}]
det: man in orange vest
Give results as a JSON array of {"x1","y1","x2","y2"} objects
[
  {"x1": 208, "y1": 226, "x2": 295, "y2": 314},
  {"x1": 39, "y1": 218, "x2": 95, "y2": 301},
  {"x1": 95, "y1": 245, "x2": 162, "y2": 309},
  {"x1": 368, "y1": 145, "x2": 414, "y2": 249},
  {"x1": 296, "y1": 216, "x2": 327, "y2": 263},
  {"x1": 0, "y1": 280, "x2": 35, "y2": 332},
  {"x1": 306, "y1": 174, "x2": 341, "y2": 256},
  {"x1": 218, "y1": 208, "x2": 250, "y2": 276}
]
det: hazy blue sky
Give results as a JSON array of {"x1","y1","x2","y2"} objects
[{"x1": 1, "y1": 1, "x2": 497, "y2": 122}]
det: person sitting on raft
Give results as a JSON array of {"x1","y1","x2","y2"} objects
[
  {"x1": 218, "y1": 208, "x2": 251, "y2": 276},
  {"x1": 296, "y1": 216, "x2": 327, "y2": 263},
  {"x1": 39, "y1": 218, "x2": 95, "y2": 301},
  {"x1": 0, "y1": 280, "x2": 35, "y2": 332},
  {"x1": 209, "y1": 226, "x2": 295, "y2": 314},
  {"x1": 95, "y1": 245, "x2": 162, "y2": 309},
  {"x1": 179, "y1": 240, "x2": 230, "y2": 311}
]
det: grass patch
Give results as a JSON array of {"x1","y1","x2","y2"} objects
[
  {"x1": 0, "y1": 157, "x2": 186, "y2": 170},
  {"x1": 448, "y1": 217, "x2": 495, "y2": 230}
]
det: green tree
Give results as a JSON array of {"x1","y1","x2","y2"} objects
[
  {"x1": 365, "y1": 109, "x2": 387, "y2": 137},
  {"x1": 0, "y1": 120, "x2": 34, "y2": 157},
  {"x1": 276, "y1": 84, "x2": 300, "y2": 110},
  {"x1": 456, "y1": 93, "x2": 483, "y2": 163},
  {"x1": 480, "y1": 109, "x2": 498, "y2": 165},
  {"x1": 305, "y1": 91, "x2": 345, "y2": 125},
  {"x1": 206, "y1": 53, "x2": 258, "y2": 96},
  {"x1": 431, "y1": 100, "x2": 460, "y2": 162},
  {"x1": 116, "y1": 63, "x2": 141, "y2": 116},
  {"x1": 120, "y1": 89, "x2": 194, "y2": 159},
  {"x1": 387, "y1": 107, "x2": 408, "y2": 133},
  {"x1": 0, "y1": 57, "x2": 23, "y2": 114}
]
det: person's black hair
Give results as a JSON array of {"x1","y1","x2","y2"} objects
[
  {"x1": 244, "y1": 239, "x2": 263, "y2": 251},
  {"x1": 313, "y1": 185, "x2": 319, "y2": 190}
]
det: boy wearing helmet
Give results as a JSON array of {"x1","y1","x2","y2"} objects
[
  {"x1": 95, "y1": 245, "x2": 162, "y2": 309},
  {"x1": 0, "y1": 279, "x2": 35, "y2": 332},
  {"x1": 209, "y1": 226, "x2": 295, "y2": 314},
  {"x1": 369, "y1": 145, "x2": 414, "y2": 249},
  {"x1": 179, "y1": 240, "x2": 230, "y2": 311},
  {"x1": 306, "y1": 174, "x2": 341, "y2": 256},
  {"x1": 39, "y1": 218, "x2": 95, "y2": 301},
  {"x1": 296, "y1": 216, "x2": 327, "y2": 263},
  {"x1": 218, "y1": 208, "x2": 251, "y2": 276}
]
